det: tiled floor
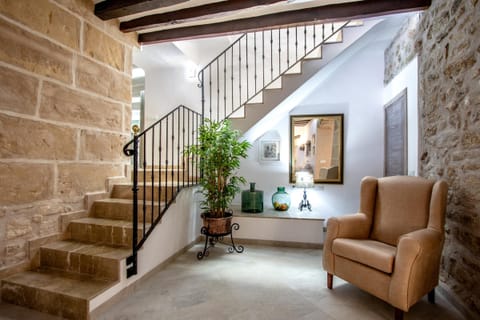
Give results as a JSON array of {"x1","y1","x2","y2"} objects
[{"x1": 0, "y1": 244, "x2": 466, "y2": 320}]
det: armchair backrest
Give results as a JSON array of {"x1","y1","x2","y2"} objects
[{"x1": 361, "y1": 176, "x2": 447, "y2": 246}]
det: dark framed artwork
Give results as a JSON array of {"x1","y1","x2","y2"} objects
[
  {"x1": 384, "y1": 89, "x2": 407, "y2": 176},
  {"x1": 259, "y1": 140, "x2": 280, "y2": 161}
]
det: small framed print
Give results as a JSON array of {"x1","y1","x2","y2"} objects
[{"x1": 260, "y1": 140, "x2": 280, "y2": 161}]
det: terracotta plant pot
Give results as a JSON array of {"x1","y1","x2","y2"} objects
[{"x1": 202, "y1": 212, "x2": 233, "y2": 235}]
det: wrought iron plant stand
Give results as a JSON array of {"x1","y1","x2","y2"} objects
[{"x1": 197, "y1": 223, "x2": 244, "y2": 260}]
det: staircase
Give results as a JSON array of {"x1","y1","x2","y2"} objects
[
  {"x1": 1, "y1": 165, "x2": 197, "y2": 319},
  {"x1": 198, "y1": 20, "x2": 379, "y2": 133}
]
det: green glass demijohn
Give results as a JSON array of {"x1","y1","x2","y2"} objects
[
  {"x1": 241, "y1": 182, "x2": 264, "y2": 213},
  {"x1": 272, "y1": 186, "x2": 290, "y2": 211}
]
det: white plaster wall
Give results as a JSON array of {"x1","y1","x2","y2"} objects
[
  {"x1": 236, "y1": 40, "x2": 387, "y2": 221},
  {"x1": 144, "y1": 66, "x2": 201, "y2": 126},
  {"x1": 232, "y1": 216, "x2": 324, "y2": 245},
  {"x1": 382, "y1": 57, "x2": 419, "y2": 176}
]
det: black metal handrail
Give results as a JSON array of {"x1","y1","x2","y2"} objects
[
  {"x1": 123, "y1": 105, "x2": 202, "y2": 277},
  {"x1": 199, "y1": 21, "x2": 350, "y2": 122}
]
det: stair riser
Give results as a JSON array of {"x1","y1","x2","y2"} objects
[
  {"x1": 92, "y1": 201, "x2": 162, "y2": 223},
  {"x1": 1, "y1": 282, "x2": 88, "y2": 319},
  {"x1": 40, "y1": 248, "x2": 119, "y2": 281},
  {"x1": 111, "y1": 185, "x2": 178, "y2": 201},
  {"x1": 69, "y1": 223, "x2": 142, "y2": 248}
]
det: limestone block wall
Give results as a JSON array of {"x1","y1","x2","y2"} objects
[
  {"x1": 385, "y1": 0, "x2": 480, "y2": 316},
  {"x1": 0, "y1": 0, "x2": 136, "y2": 274}
]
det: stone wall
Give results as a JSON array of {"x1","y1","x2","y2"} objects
[
  {"x1": 0, "y1": 0, "x2": 136, "y2": 274},
  {"x1": 384, "y1": 14, "x2": 421, "y2": 84},
  {"x1": 385, "y1": 0, "x2": 480, "y2": 316}
]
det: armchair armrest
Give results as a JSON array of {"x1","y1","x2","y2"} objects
[
  {"x1": 326, "y1": 213, "x2": 372, "y2": 239},
  {"x1": 323, "y1": 213, "x2": 371, "y2": 273},
  {"x1": 389, "y1": 228, "x2": 444, "y2": 311}
]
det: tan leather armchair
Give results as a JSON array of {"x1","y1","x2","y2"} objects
[{"x1": 323, "y1": 176, "x2": 448, "y2": 320}]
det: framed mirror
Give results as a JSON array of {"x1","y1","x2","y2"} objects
[{"x1": 290, "y1": 114, "x2": 344, "y2": 184}]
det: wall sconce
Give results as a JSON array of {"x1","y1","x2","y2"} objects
[{"x1": 295, "y1": 171, "x2": 314, "y2": 211}]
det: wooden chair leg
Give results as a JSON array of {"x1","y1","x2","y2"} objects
[
  {"x1": 394, "y1": 308, "x2": 404, "y2": 320},
  {"x1": 327, "y1": 273, "x2": 333, "y2": 289},
  {"x1": 428, "y1": 288, "x2": 435, "y2": 304}
]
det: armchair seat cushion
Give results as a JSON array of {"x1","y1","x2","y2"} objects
[{"x1": 332, "y1": 239, "x2": 396, "y2": 274}]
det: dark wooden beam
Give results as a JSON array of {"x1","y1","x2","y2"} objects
[
  {"x1": 121, "y1": 0, "x2": 285, "y2": 33},
  {"x1": 139, "y1": 0, "x2": 431, "y2": 44},
  {"x1": 95, "y1": 0, "x2": 190, "y2": 20}
]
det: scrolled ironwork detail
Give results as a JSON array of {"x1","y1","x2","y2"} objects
[{"x1": 197, "y1": 222, "x2": 244, "y2": 260}]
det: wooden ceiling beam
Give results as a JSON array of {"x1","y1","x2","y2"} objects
[
  {"x1": 139, "y1": 0, "x2": 431, "y2": 44},
  {"x1": 121, "y1": 0, "x2": 285, "y2": 33},
  {"x1": 95, "y1": 0, "x2": 190, "y2": 20}
]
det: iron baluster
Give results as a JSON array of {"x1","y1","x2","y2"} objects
[
  {"x1": 254, "y1": 32, "x2": 257, "y2": 93},
  {"x1": 238, "y1": 41, "x2": 241, "y2": 110},
  {"x1": 295, "y1": 26, "x2": 298, "y2": 62},
  {"x1": 171, "y1": 114, "x2": 175, "y2": 203},
  {"x1": 262, "y1": 30, "x2": 265, "y2": 89},
  {"x1": 208, "y1": 67, "x2": 212, "y2": 120},
  {"x1": 177, "y1": 108, "x2": 181, "y2": 191},
  {"x1": 287, "y1": 27, "x2": 290, "y2": 68},
  {"x1": 224, "y1": 54, "x2": 227, "y2": 118},
  {"x1": 142, "y1": 134, "x2": 146, "y2": 238},
  {"x1": 278, "y1": 28, "x2": 281, "y2": 76},
  {"x1": 231, "y1": 47, "x2": 234, "y2": 115},
  {"x1": 158, "y1": 122, "x2": 162, "y2": 221},
  {"x1": 245, "y1": 34, "x2": 249, "y2": 100},
  {"x1": 270, "y1": 29, "x2": 273, "y2": 82},
  {"x1": 304, "y1": 25, "x2": 307, "y2": 55},
  {"x1": 165, "y1": 119, "x2": 169, "y2": 209},
  {"x1": 200, "y1": 70, "x2": 205, "y2": 122},
  {"x1": 216, "y1": 59, "x2": 220, "y2": 121},
  {"x1": 151, "y1": 127, "x2": 155, "y2": 228}
]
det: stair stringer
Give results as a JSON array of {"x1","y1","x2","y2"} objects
[
  {"x1": 87, "y1": 186, "x2": 201, "y2": 314},
  {"x1": 230, "y1": 19, "x2": 382, "y2": 133}
]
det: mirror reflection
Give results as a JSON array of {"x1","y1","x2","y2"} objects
[{"x1": 290, "y1": 114, "x2": 344, "y2": 184}]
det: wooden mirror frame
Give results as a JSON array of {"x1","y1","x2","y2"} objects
[{"x1": 290, "y1": 114, "x2": 344, "y2": 184}]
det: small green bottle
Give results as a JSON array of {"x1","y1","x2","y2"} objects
[{"x1": 241, "y1": 182, "x2": 264, "y2": 213}]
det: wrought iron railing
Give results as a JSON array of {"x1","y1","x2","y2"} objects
[
  {"x1": 123, "y1": 105, "x2": 202, "y2": 277},
  {"x1": 199, "y1": 21, "x2": 349, "y2": 122}
]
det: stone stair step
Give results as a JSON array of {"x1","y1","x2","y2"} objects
[
  {"x1": 110, "y1": 183, "x2": 183, "y2": 201},
  {"x1": 1, "y1": 268, "x2": 115, "y2": 319},
  {"x1": 69, "y1": 217, "x2": 147, "y2": 248},
  {"x1": 91, "y1": 198, "x2": 165, "y2": 222},
  {"x1": 40, "y1": 240, "x2": 130, "y2": 281}
]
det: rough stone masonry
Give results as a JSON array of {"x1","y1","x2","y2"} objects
[
  {"x1": 0, "y1": 0, "x2": 136, "y2": 275},
  {"x1": 386, "y1": 0, "x2": 480, "y2": 316}
]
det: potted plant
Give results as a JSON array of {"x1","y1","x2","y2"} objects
[{"x1": 185, "y1": 118, "x2": 251, "y2": 235}]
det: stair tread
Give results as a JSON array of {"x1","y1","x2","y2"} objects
[
  {"x1": 3, "y1": 268, "x2": 116, "y2": 300},
  {"x1": 94, "y1": 198, "x2": 163, "y2": 206},
  {"x1": 71, "y1": 217, "x2": 150, "y2": 229},
  {"x1": 42, "y1": 240, "x2": 131, "y2": 260},
  {"x1": 114, "y1": 182, "x2": 191, "y2": 186}
]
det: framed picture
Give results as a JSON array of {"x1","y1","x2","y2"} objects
[
  {"x1": 384, "y1": 89, "x2": 407, "y2": 176},
  {"x1": 260, "y1": 140, "x2": 280, "y2": 161}
]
